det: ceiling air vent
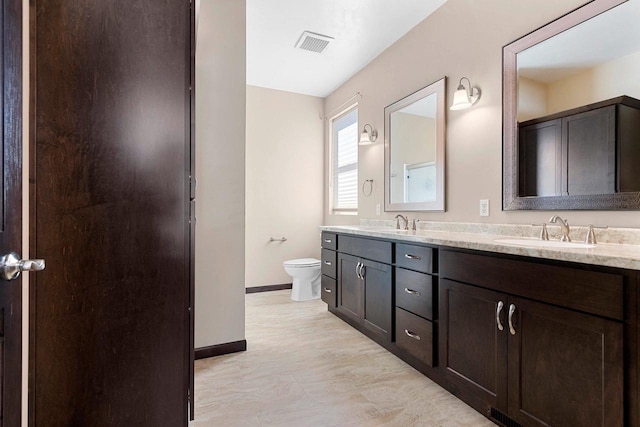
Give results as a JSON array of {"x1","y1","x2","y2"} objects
[{"x1": 294, "y1": 31, "x2": 334, "y2": 54}]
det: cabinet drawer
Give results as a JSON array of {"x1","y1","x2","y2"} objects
[
  {"x1": 321, "y1": 275, "x2": 336, "y2": 308},
  {"x1": 440, "y1": 249, "x2": 624, "y2": 320},
  {"x1": 395, "y1": 307, "x2": 434, "y2": 367},
  {"x1": 395, "y1": 268, "x2": 435, "y2": 320},
  {"x1": 339, "y1": 235, "x2": 392, "y2": 264},
  {"x1": 321, "y1": 232, "x2": 337, "y2": 250},
  {"x1": 321, "y1": 249, "x2": 336, "y2": 279},
  {"x1": 395, "y1": 244, "x2": 434, "y2": 273}
]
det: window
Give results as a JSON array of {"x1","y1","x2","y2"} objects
[{"x1": 331, "y1": 107, "x2": 358, "y2": 212}]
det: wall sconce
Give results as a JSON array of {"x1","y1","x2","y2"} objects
[
  {"x1": 450, "y1": 77, "x2": 481, "y2": 110},
  {"x1": 359, "y1": 124, "x2": 378, "y2": 145}
]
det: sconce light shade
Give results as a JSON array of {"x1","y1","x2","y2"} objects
[
  {"x1": 359, "y1": 123, "x2": 378, "y2": 145},
  {"x1": 450, "y1": 77, "x2": 480, "y2": 110}
]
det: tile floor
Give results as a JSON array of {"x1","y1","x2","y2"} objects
[{"x1": 191, "y1": 290, "x2": 494, "y2": 427}]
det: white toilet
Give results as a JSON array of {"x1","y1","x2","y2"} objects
[{"x1": 283, "y1": 258, "x2": 321, "y2": 301}]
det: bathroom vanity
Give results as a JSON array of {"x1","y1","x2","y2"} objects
[{"x1": 319, "y1": 225, "x2": 640, "y2": 427}]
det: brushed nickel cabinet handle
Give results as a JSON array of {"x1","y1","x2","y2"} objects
[
  {"x1": 404, "y1": 254, "x2": 421, "y2": 260},
  {"x1": 360, "y1": 264, "x2": 365, "y2": 279},
  {"x1": 496, "y1": 301, "x2": 504, "y2": 331},
  {"x1": 323, "y1": 288, "x2": 332, "y2": 293},
  {"x1": 508, "y1": 303, "x2": 517, "y2": 335},
  {"x1": 323, "y1": 260, "x2": 332, "y2": 265},
  {"x1": 404, "y1": 329, "x2": 421, "y2": 340},
  {"x1": 323, "y1": 239, "x2": 332, "y2": 243},
  {"x1": 355, "y1": 262, "x2": 362, "y2": 280},
  {"x1": 404, "y1": 288, "x2": 421, "y2": 296}
]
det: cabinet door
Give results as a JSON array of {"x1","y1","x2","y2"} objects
[
  {"x1": 518, "y1": 119, "x2": 563, "y2": 197},
  {"x1": 507, "y1": 297, "x2": 623, "y2": 427},
  {"x1": 362, "y1": 259, "x2": 392, "y2": 341},
  {"x1": 337, "y1": 253, "x2": 362, "y2": 323},
  {"x1": 439, "y1": 279, "x2": 508, "y2": 412},
  {"x1": 564, "y1": 106, "x2": 616, "y2": 196}
]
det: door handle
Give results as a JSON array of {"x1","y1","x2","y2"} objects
[
  {"x1": 404, "y1": 329, "x2": 421, "y2": 340},
  {"x1": 323, "y1": 260, "x2": 332, "y2": 265},
  {"x1": 404, "y1": 288, "x2": 421, "y2": 296},
  {"x1": 404, "y1": 254, "x2": 421, "y2": 260},
  {"x1": 508, "y1": 303, "x2": 517, "y2": 335},
  {"x1": 359, "y1": 264, "x2": 365, "y2": 280},
  {"x1": 0, "y1": 252, "x2": 46, "y2": 281},
  {"x1": 355, "y1": 262, "x2": 362, "y2": 280},
  {"x1": 496, "y1": 300, "x2": 504, "y2": 331}
]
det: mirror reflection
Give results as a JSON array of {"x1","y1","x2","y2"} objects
[
  {"x1": 503, "y1": 0, "x2": 640, "y2": 210},
  {"x1": 385, "y1": 78, "x2": 445, "y2": 212},
  {"x1": 390, "y1": 93, "x2": 437, "y2": 203}
]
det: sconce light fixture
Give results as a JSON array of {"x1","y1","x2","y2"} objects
[
  {"x1": 450, "y1": 77, "x2": 481, "y2": 110},
  {"x1": 359, "y1": 124, "x2": 378, "y2": 145}
]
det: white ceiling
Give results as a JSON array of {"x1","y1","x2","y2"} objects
[{"x1": 246, "y1": 0, "x2": 448, "y2": 98}]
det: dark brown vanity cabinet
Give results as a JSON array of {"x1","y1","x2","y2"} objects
[
  {"x1": 394, "y1": 244, "x2": 437, "y2": 367},
  {"x1": 518, "y1": 96, "x2": 640, "y2": 198},
  {"x1": 320, "y1": 233, "x2": 395, "y2": 342},
  {"x1": 320, "y1": 232, "x2": 337, "y2": 307},
  {"x1": 439, "y1": 250, "x2": 624, "y2": 427},
  {"x1": 336, "y1": 247, "x2": 393, "y2": 341}
]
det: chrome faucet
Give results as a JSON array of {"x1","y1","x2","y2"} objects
[
  {"x1": 395, "y1": 214, "x2": 408, "y2": 230},
  {"x1": 549, "y1": 215, "x2": 571, "y2": 242}
]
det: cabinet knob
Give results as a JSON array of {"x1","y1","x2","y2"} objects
[
  {"x1": 496, "y1": 301, "x2": 504, "y2": 331},
  {"x1": 404, "y1": 287, "x2": 421, "y2": 296},
  {"x1": 404, "y1": 329, "x2": 421, "y2": 341},
  {"x1": 508, "y1": 303, "x2": 517, "y2": 335}
]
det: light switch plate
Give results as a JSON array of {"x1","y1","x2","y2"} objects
[{"x1": 479, "y1": 199, "x2": 490, "y2": 216}]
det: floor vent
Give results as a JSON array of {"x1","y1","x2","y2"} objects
[
  {"x1": 490, "y1": 407, "x2": 523, "y2": 427},
  {"x1": 294, "y1": 31, "x2": 334, "y2": 54}
]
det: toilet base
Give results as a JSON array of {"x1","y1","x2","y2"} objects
[{"x1": 290, "y1": 275, "x2": 321, "y2": 301}]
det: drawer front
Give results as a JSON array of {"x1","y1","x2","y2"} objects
[
  {"x1": 321, "y1": 232, "x2": 337, "y2": 250},
  {"x1": 339, "y1": 235, "x2": 392, "y2": 264},
  {"x1": 395, "y1": 268, "x2": 434, "y2": 320},
  {"x1": 321, "y1": 249, "x2": 337, "y2": 279},
  {"x1": 321, "y1": 275, "x2": 336, "y2": 308},
  {"x1": 440, "y1": 249, "x2": 624, "y2": 320},
  {"x1": 395, "y1": 307, "x2": 434, "y2": 367},
  {"x1": 395, "y1": 244, "x2": 434, "y2": 273}
]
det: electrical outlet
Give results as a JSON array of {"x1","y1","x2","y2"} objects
[
  {"x1": 376, "y1": 203, "x2": 381, "y2": 216},
  {"x1": 479, "y1": 199, "x2": 490, "y2": 217}
]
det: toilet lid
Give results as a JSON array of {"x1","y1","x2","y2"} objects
[{"x1": 283, "y1": 258, "x2": 320, "y2": 267}]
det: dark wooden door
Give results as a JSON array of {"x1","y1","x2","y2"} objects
[
  {"x1": 1, "y1": 0, "x2": 23, "y2": 424},
  {"x1": 507, "y1": 296, "x2": 623, "y2": 427},
  {"x1": 337, "y1": 253, "x2": 361, "y2": 323},
  {"x1": 361, "y1": 259, "x2": 392, "y2": 341},
  {"x1": 30, "y1": 1, "x2": 194, "y2": 425},
  {"x1": 439, "y1": 279, "x2": 508, "y2": 413},
  {"x1": 518, "y1": 118, "x2": 562, "y2": 197}
]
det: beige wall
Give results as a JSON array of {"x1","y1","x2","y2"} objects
[
  {"x1": 547, "y1": 50, "x2": 640, "y2": 115},
  {"x1": 245, "y1": 86, "x2": 324, "y2": 288},
  {"x1": 517, "y1": 76, "x2": 548, "y2": 122},
  {"x1": 324, "y1": 0, "x2": 640, "y2": 228},
  {"x1": 195, "y1": 0, "x2": 246, "y2": 348}
]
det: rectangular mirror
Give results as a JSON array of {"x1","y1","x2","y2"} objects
[
  {"x1": 385, "y1": 77, "x2": 446, "y2": 212},
  {"x1": 503, "y1": 0, "x2": 640, "y2": 210}
]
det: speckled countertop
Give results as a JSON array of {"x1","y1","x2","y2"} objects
[{"x1": 319, "y1": 221, "x2": 640, "y2": 270}]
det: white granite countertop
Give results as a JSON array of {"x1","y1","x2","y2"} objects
[{"x1": 319, "y1": 224, "x2": 640, "y2": 270}]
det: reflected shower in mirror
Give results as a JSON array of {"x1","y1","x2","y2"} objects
[{"x1": 385, "y1": 77, "x2": 446, "y2": 212}]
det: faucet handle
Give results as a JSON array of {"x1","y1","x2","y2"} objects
[
  {"x1": 532, "y1": 223, "x2": 549, "y2": 241},
  {"x1": 585, "y1": 225, "x2": 608, "y2": 245}
]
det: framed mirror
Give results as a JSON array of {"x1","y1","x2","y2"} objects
[
  {"x1": 503, "y1": 0, "x2": 640, "y2": 210},
  {"x1": 385, "y1": 77, "x2": 446, "y2": 212}
]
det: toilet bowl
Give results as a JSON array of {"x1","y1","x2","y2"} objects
[{"x1": 283, "y1": 258, "x2": 321, "y2": 301}]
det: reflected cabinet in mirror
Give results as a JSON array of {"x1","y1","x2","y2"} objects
[
  {"x1": 385, "y1": 77, "x2": 446, "y2": 212},
  {"x1": 503, "y1": 0, "x2": 640, "y2": 210}
]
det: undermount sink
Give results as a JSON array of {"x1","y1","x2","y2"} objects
[{"x1": 495, "y1": 238, "x2": 596, "y2": 249}]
